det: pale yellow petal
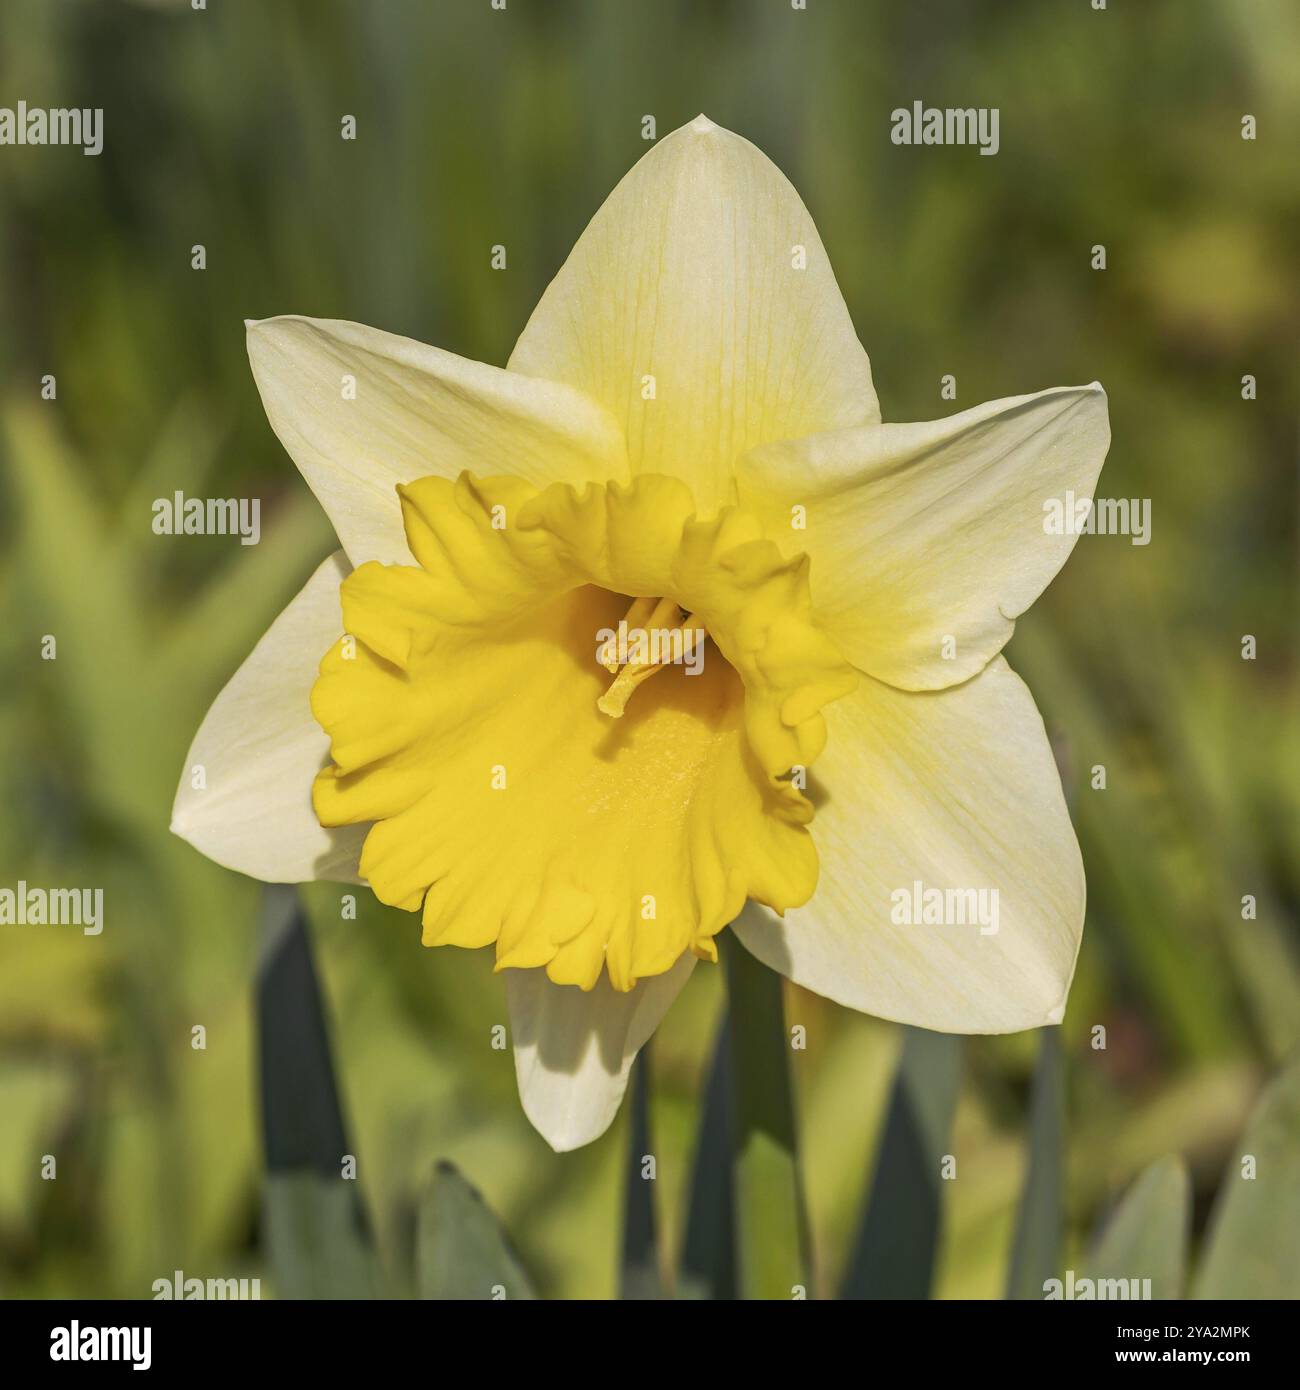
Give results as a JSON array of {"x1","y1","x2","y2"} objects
[
  {"x1": 733, "y1": 657, "x2": 1084, "y2": 1032},
  {"x1": 509, "y1": 116, "x2": 878, "y2": 512},
  {"x1": 171, "y1": 550, "x2": 367, "y2": 883},
  {"x1": 247, "y1": 315, "x2": 630, "y2": 566},
  {"x1": 736, "y1": 385, "x2": 1110, "y2": 689},
  {"x1": 506, "y1": 955, "x2": 694, "y2": 1151}
]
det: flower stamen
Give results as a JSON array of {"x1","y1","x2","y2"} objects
[{"x1": 596, "y1": 594, "x2": 709, "y2": 718}]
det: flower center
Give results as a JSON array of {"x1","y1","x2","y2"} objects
[
  {"x1": 309, "y1": 470, "x2": 857, "y2": 992},
  {"x1": 596, "y1": 595, "x2": 709, "y2": 718}
]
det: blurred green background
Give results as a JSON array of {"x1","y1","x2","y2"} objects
[{"x1": 0, "y1": 0, "x2": 1296, "y2": 1299}]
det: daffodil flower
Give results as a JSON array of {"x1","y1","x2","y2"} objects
[{"x1": 172, "y1": 117, "x2": 1108, "y2": 1151}]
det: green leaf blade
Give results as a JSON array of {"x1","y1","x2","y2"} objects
[
  {"x1": 840, "y1": 1027, "x2": 962, "y2": 1299},
  {"x1": 725, "y1": 940, "x2": 808, "y2": 1300},
  {"x1": 258, "y1": 887, "x2": 374, "y2": 1299},
  {"x1": 416, "y1": 1162, "x2": 536, "y2": 1301},
  {"x1": 1005, "y1": 1028, "x2": 1064, "y2": 1300},
  {"x1": 1194, "y1": 1056, "x2": 1300, "y2": 1300},
  {"x1": 1083, "y1": 1156, "x2": 1190, "y2": 1300}
]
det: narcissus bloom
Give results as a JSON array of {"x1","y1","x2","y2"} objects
[{"x1": 173, "y1": 116, "x2": 1108, "y2": 1150}]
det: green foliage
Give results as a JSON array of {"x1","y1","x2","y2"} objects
[
  {"x1": 677, "y1": 1024, "x2": 735, "y2": 1300},
  {"x1": 265, "y1": 1175, "x2": 376, "y2": 1301},
  {"x1": 259, "y1": 888, "x2": 376, "y2": 1299},
  {"x1": 416, "y1": 1163, "x2": 536, "y2": 1302},
  {"x1": 724, "y1": 939, "x2": 808, "y2": 1300},
  {"x1": 840, "y1": 1028, "x2": 962, "y2": 1299},
  {"x1": 618, "y1": 1056, "x2": 663, "y2": 1300},
  {"x1": 1005, "y1": 1030, "x2": 1064, "y2": 1299},
  {"x1": 1083, "y1": 1156, "x2": 1190, "y2": 1300},
  {"x1": 1194, "y1": 1055, "x2": 1300, "y2": 1300}
]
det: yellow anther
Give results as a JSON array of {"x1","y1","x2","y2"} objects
[
  {"x1": 597, "y1": 659, "x2": 662, "y2": 717},
  {"x1": 596, "y1": 595, "x2": 707, "y2": 718}
]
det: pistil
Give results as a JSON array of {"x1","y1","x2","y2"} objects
[{"x1": 597, "y1": 595, "x2": 708, "y2": 718}]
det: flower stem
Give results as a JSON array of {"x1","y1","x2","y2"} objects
[{"x1": 724, "y1": 937, "x2": 809, "y2": 1299}]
